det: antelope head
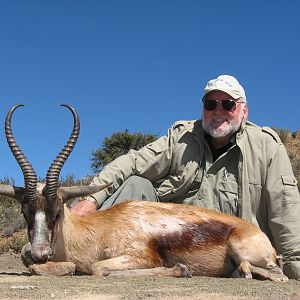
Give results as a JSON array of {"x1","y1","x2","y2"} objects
[{"x1": 0, "y1": 105, "x2": 109, "y2": 263}]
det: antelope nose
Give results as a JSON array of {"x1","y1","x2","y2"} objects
[{"x1": 31, "y1": 244, "x2": 53, "y2": 262}]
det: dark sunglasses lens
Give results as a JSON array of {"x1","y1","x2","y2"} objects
[
  {"x1": 222, "y1": 100, "x2": 236, "y2": 111},
  {"x1": 203, "y1": 100, "x2": 217, "y2": 111}
]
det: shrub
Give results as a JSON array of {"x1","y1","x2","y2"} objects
[
  {"x1": 0, "y1": 230, "x2": 27, "y2": 254},
  {"x1": 272, "y1": 127, "x2": 292, "y2": 143},
  {"x1": 91, "y1": 130, "x2": 158, "y2": 173},
  {"x1": 0, "y1": 194, "x2": 26, "y2": 238}
]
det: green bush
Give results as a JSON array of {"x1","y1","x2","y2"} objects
[
  {"x1": 91, "y1": 130, "x2": 157, "y2": 173},
  {"x1": 0, "y1": 230, "x2": 27, "y2": 254},
  {"x1": 0, "y1": 177, "x2": 26, "y2": 238},
  {"x1": 9, "y1": 230, "x2": 28, "y2": 253}
]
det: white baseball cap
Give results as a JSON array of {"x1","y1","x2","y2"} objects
[{"x1": 203, "y1": 75, "x2": 246, "y2": 101}]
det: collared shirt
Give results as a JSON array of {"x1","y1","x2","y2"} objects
[{"x1": 205, "y1": 133, "x2": 234, "y2": 162}]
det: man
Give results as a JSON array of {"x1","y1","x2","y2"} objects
[{"x1": 72, "y1": 75, "x2": 300, "y2": 280}]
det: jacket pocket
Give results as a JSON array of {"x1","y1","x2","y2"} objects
[
  {"x1": 145, "y1": 141, "x2": 165, "y2": 154},
  {"x1": 219, "y1": 180, "x2": 239, "y2": 215},
  {"x1": 280, "y1": 175, "x2": 300, "y2": 224},
  {"x1": 281, "y1": 175, "x2": 298, "y2": 203},
  {"x1": 249, "y1": 183, "x2": 262, "y2": 214}
]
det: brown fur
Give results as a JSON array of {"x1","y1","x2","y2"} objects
[
  {"x1": 38, "y1": 200, "x2": 288, "y2": 281},
  {"x1": 1, "y1": 182, "x2": 286, "y2": 281}
]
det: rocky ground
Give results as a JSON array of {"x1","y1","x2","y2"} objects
[{"x1": 0, "y1": 252, "x2": 300, "y2": 300}]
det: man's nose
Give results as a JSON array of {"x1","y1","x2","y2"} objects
[{"x1": 215, "y1": 101, "x2": 225, "y2": 111}]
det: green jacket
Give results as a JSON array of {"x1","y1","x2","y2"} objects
[{"x1": 91, "y1": 120, "x2": 300, "y2": 279}]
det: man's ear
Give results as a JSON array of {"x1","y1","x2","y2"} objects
[{"x1": 243, "y1": 103, "x2": 249, "y2": 120}]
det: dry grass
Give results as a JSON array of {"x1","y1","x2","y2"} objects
[{"x1": 0, "y1": 230, "x2": 27, "y2": 254}]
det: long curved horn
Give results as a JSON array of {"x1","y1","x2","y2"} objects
[
  {"x1": 57, "y1": 183, "x2": 112, "y2": 202},
  {"x1": 5, "y1": 105, "x2": 38, "y2": 202},
  {"x1": 46, "y1": 104, "x2": 80, "y2": 202}
]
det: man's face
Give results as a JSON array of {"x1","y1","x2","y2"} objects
[{"x1": 202, "y1": 90, "x2": 248, "y2": 138}]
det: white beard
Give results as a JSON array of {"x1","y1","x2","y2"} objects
[{"x1": 202, "y1": 111, "x2": 244, "y2": 138}]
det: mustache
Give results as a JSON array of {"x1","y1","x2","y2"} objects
[{"x1": 202, "y1": 112, "x2": 245, "y2": 138}]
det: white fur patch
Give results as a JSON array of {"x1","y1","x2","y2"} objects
[
  {"x1": 33, "y1": 211, "x2": 48, "y2": 244},
  {"x1": 36, "y1": 183, "x2": 46, "y2": 194},
  {"x1": 136, "y1": 215, "x2": 185, "y2": 235}
]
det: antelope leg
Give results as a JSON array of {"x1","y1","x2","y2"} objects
[
  {"x1": 29, "y1": 261, "x2": 76, "y2": 276},
  {"x1": 238, "y1": 260, "x2": 288, "y2": 282},
  {"x1": 91, "y1": 255, "x2": 191, "y2": 278},
  {"x1": 103, "y1": 263, "x2": 192, "y2": 278},
  {"x1": 248, "y1": 264, "x2": 288, "y2": 282}
]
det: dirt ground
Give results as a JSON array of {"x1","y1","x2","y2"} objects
[{"x1": 0, "y1": 252, "x2": 300, "y2": 300}]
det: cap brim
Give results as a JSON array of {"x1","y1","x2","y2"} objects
[{"x1": 202, "y1": 89, "x2": 241, "y2": 100}]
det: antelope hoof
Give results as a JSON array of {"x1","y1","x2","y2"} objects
[
  {"x1": 91, "y1": 264, "x2": 110, "y2": 276},
  {"x1": 238, "y1": 261, "x2": 252, "y2": 279},
  {"x1": 268, "y1": 268, "x2": 289, "y2": 282},
  {"x1": 172, "y1": 263, "x2": 192, "y2": 278},
  {"x1": 21, "y1": 243, "x2": 35, "y2": 268}
]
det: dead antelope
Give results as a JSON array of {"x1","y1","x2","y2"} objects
[{"x1": 0, "y1": 105, "x2": 288, "y2": 282}]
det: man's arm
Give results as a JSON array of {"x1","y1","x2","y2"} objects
[
  {"x1": 71, "y1": 199, "x2": 97, "y2": 215},
  {"x1": 72, "y1": 123, "x2": 183, "y2": 214}
]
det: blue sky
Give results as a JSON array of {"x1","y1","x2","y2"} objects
[{"x1": 0, "y1": 1, "x2": 299, "y2": 186}]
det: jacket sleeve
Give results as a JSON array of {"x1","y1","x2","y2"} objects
[
  {"x1": 265, "y1": 140, "x2": 300, "y2": 280},
  {"x1": 88, "y1": 124, "x2": 178, "y2": 207}
]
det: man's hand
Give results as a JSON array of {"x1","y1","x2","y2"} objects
[{"x1": 71, "y1": 200, "x2": 97, "y2": 216}]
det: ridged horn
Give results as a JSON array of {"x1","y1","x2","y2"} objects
[
  {"x1": 5, "y1": 105, "x2": 38, "y2": 202},
  {"x1": 46, "y1": 104, "x2": 80, "y2": 202},
  {"x1": 58, "y1": 183, "x2": 112, "y2": 202}
]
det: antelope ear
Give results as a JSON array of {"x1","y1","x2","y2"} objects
[
  {"x1": 0, "y1": 184, "x2": 26, "y2": 203},
  {"x1": 57, "y1": 183, "x2": 112, "y2": 202}
]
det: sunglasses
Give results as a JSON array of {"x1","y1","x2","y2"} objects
[{"x1": 203, "y1": 99, "x2": 243, "y2": 111}]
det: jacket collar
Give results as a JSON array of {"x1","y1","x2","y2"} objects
[{"x1": 184, "y1": 120, "x2": 204, "y2": 144}]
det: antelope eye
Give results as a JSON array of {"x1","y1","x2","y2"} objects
[
  {"x1": 47, "y1": 210, "x2": 61, "y2": 227},
  {"x1": 22, "y1": 203, "x2": 35, "y2": 222}
]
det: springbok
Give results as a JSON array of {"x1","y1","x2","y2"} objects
[{"x1": 0, "y1": 104, "x2": 288, "y2": 282}]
